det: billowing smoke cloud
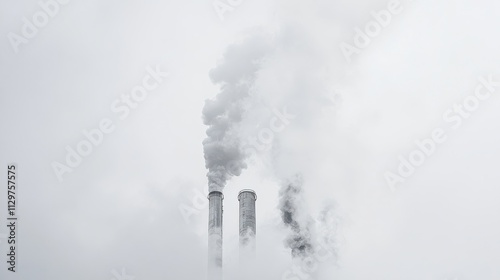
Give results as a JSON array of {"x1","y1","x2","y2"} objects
[
  {"x1": 202, "y1": 34, "x2": 272, "y2": 192},
  {"x1": 279, "y1": 174, "x2": 315, "y2": 260}
]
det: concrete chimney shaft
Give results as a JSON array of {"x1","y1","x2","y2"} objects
[
  {"x1": 238, "y1": 189, "x2": 257, "y2": 260},
  {"x1": 208, "y1": 191, "x2": 223, "y2": 280}
]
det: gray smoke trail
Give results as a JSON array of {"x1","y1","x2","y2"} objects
[
  {"x1": 279, "y1": 175, "x2": 315, "y2": 260},
  {"x1": 317, "y1": 202, "x2": 340, "y2": 261},
  {"x1": 202, "y1": 35, "x2": 271, "y2": 192}
]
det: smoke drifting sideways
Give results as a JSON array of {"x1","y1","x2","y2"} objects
[
  {"x1": 202, "y1": 34, "x2": 272, "y2": 193},
  {"x1": 279, "y1": 175, "x2": 315, "y2": 260}
]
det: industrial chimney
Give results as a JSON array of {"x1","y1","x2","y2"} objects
[
  {"x1": 208, "y1": 191, "x2": 224, "y2": 280},
  {"x1": 238, "y1": 189, "x2": 257, "y2": 263}
]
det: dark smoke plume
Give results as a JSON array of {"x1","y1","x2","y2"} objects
[{"x1": 279, "y1": 174, "x2": 315, "y2": 260}]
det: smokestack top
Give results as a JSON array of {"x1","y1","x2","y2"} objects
[
  {"x1": 238, "y1": 189, "x2": 257, "y2": 201},
  {"x1": 208, "y1": 190, "x2": 224, "y2": 199}
]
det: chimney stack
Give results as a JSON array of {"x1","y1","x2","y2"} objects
[
  {"x1": 208, "y1": 191, "x2": 224, "y2": 280},
  {"x1": 238, "y1": 189, "x2": 257, "y2": 262}
]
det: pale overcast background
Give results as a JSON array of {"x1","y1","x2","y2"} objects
[{"x1": 1, "y1": 0, "x2": 500, "y2": 279}]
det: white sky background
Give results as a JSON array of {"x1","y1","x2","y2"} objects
[{"x1": 1, "y1": 0, "x2": 500, "y2": 279}]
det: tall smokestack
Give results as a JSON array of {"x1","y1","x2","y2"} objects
[
  {"x1": 208, "y1": 191, "x2": 224, "y2": 280},
  {"x1": 238, "y1": 189, "x2": 257, "y2": 262}
]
